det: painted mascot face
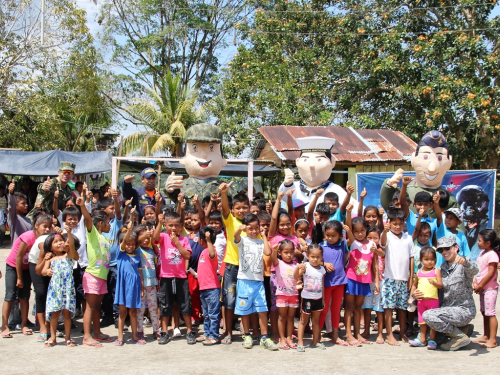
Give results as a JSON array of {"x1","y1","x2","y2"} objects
[
  {"x1": 180, "y1": 142, "x2": 227, "y2": 179},
  {"x1": 295, "y1": 151, "x2": 336, "y2": 187},
  {"x1": 411, "y1": 145, "x2": 452, "y2": 189}
]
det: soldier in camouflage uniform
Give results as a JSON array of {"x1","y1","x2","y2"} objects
[
  {"x1": 165, "y1": 123, "x2": 238, "y2": 203},
  {"x1": 33, "y1": 161, "x2": 75, "y2": 215}
]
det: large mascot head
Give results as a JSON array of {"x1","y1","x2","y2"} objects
[
  {"x1": 411, "y1": 130, "x2": 452, "y2": 189},
  {"x1": 179, "y1": 123, "x2": 227, "y2": 179},
  {"x1": 295, "y1": 137, "x2": 336, "y2": 187}
]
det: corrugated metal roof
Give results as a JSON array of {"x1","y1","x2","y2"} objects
[{"x1": 257, "y1": 126, "x2": 417, "y2": 163}]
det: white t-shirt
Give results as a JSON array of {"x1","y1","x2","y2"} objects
[
  {"x1": 234, "y1": 236, "x2": 264, "y2": 281},
  {"x1": 57, "y1": 202, "x2": 91, "y2": 268},
  {"x1": 214, "y1": 231, "x2": 227, "y2": 273},
  {"x1": 301, "y1": 263, "x2": 326, "y2": 299},
  {"x1": 382, "y1": 231, "x2": 415, "y2": 281},
  {"x1": 28, "y1": 234, "x2": 49, "y2": 264}
]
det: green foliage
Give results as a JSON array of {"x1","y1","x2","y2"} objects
[
  {"x1": 213, "y1": 0, "x2": 500, "y2": 168},
  {"x1": 121, "y1": 70, "x2": 200, "y2": 156},
  {"x1": 0, "y1": 0, "x2": 115, "y2": 151}
]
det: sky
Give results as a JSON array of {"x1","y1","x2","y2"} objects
[{"x1": 77, "y1": 1, "x2": 500, "y2": 141}]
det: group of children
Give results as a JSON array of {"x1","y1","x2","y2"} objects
[{"x1": 1, "y1": 175, "x2": 499, "y2": 351}]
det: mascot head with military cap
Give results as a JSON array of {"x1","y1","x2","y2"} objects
[{"x1": 411, "y1": 130, "x2": 453, "y2": 189}]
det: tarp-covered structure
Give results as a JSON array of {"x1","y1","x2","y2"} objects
[{"x1": 0, "y1": 150, "x2": 112, "y2": 176}]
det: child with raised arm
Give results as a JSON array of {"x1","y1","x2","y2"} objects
[
  {"x1": 154, "y1": 211, "x2": 194, "y2": 345},
  {"x1": 325, "y1": 181, "x2": 355, "y2": 222},
  {"x1": 196, "y1": 226, "x2": 221, "y2": 345},
  {"x1": 77, "y1": 196, "x2": 113, "y2": 347},
  {"x1": 218, "y1": 181, "x2": 250, "y2": 344},
  {"x1": 42, "y1": 227, "x2": 80, "y2": 347},
  {"x1": 380, "y1": 208, "x2": 415, "y2": 346},
  {"x1": 114, "y1": 219, "x2": 144, "y2": 346},
  {"x1": 233, "y1": 213, "x2": 278, "y2": 350}
]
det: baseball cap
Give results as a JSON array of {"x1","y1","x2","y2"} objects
[
  {"x1": 293, "y1": 199, "x2": 308, "y2": 210},
  {"x1": 443, "y1": 208, "x2": 463, "y2": 222},
  {"x1": 141, "y1": 168, "x2": 157, "y2": 178},
  {"x1": 436, "y1": 235, "x2": 457, "y2": 251}
]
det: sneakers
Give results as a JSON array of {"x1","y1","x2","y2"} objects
[
  {"x1": 260, "y1": 337, "x2": 279, "y2": 350},
  {"x1": 186, "y1": 331, "x2": 196, "y2": 345},
  {"x1": 158, "y1": 332, "x2": 170, "y2": 345},
  {"x1": 143, "y1": 317, "x2": 152, "y2": 327},
  {"x1": 440, "y1": 327, "x2": 471, "y2": 351},
  {"x1": 243, "y1": 335, "x2": 254, "y2": 349},
  {"x1": 173, "y1": 328, "x2": 182, "y2": 337},
  {"x1": 459, "y1": 324, "x2": 474, "y2": 338}
]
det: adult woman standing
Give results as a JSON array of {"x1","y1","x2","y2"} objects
[{"x1": 416, "y1": 235, "x2": 478, "y2": 351}]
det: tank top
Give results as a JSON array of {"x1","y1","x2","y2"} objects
[{"x1": 417, "y1": 268, "x2": 438, "y2": 300}]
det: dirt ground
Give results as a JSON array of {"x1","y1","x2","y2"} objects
[{"x1": 0, "y1": 247, "x2": 499, "y2": 375}]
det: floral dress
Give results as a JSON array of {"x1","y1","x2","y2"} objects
[{"x1": 45, "y1": 258, "x2": 75, "y2": 321}]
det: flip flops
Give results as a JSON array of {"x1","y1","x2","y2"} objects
[
  {"x1": 311, "y1": 343, "x2": 326, "y2": 350},
  {"x1": 1, "y1": 332, "x2": 13, "y2": 338},
  {"x1": 409, "y1": 338, "x2": 426, "y2": 347},
  {"x1": 22, "y1": 328, "x2": 33, "y2": 335},
  {"x1": 279, "y1": 343, "x2": 290, "y2": 350},
  {"x1": 334, "y1": 339, "x2": 349, "y2": 347},
  {"x1": 130, "y1": 339, "x2": 147, "y2": 345},
  {"x1": 221, "y1": 336, "x2": 232, "y2": 345},
  {"x1": 114, "y1": 339, "x2": 124, "y2": 347},
  {"x1": 44, "y1": 340, "x2": 57, "y2": 348},
  {"x1": 95, "y1": 336, "x2": 113, "y2": 343},
  {"x1": 37, "y1": 333, "x2": 48, "y2": 342},
  {"x1": 296, "y1": 345, "x2": 306, "y2": 352},
  {"x1": 66, "y1": 339, "x2": 78, "y2": 347}
]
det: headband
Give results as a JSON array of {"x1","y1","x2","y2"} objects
[{"x1": 295, "y1": 218, "x2": 309, "y2": 227}]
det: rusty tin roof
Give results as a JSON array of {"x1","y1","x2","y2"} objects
[{"x1": 256, "y1": 126, "x2": 417, "y2": 163}]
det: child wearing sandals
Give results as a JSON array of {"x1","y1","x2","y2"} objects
[
  {"x1": 295, "y1": 244, "x2": 326, "y2": 352},
  {"x1": 114, "y1": 220, "x2": 144, "y2": 346},
  {"x1": 42, "y1": 227, "x2": 80, "y2": 347},
  {"x1": 408, "y1": 246, "x2": 442, "y2": 350}
]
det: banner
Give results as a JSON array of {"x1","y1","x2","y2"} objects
[{"x1": 356, "y1": 170, "x2": 497, "y2": 260}]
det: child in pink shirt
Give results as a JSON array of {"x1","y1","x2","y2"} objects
[
  {"x1": 473, "y1": 229, "x2": 500, "y2": 349},
  {"x1": 196, "y1": 226, "x2": 221, "y2": 346},
  {"x1": 153, "y1": 212, "x2": 194, "y2": 345}
]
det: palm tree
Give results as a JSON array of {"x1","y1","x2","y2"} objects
[{"x1": 122, "y1": 70, "x2": 199, "y2": 156}]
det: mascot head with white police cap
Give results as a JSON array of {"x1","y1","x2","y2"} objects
[{"x1": 294, "y1": 136, "x2": 336, "y2": 188}]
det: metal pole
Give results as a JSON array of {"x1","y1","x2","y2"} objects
[
  {"x1": 111, "y1": 157, "x2": 118, "y2": 189},
  {"x1": 248, "y1": 160, "x2": 254, "y2": 201},
  {"x1": 40, "y1": 0, "x2": 45, "y2": 45}
]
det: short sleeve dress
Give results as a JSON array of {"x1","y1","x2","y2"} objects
[{"x1": 114, "y1": 250, "x2": 142, "y2": 309}]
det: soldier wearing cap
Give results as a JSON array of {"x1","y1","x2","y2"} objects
[
  {"x1": 122, "y1": 167, "x2": 166, "y2": 221},
  {"x1": 416, "y1": 235, "x2": 478, "y2": 351},
  {"x1": 165, "y1": 123, "x2": 237, "y2": 201},
  {"x1": 278, "y1": 136, "x2": 358, "y2": 212},
  {"x1": 380, "y1": 131, "x2": 457, "y2": 217},
  {"x1": 34, "y1": 161, "x2": 75, "y2": 215}
]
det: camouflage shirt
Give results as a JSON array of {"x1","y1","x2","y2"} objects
[
  {"x1": 34, "y1": 178, "x2": 73, "y2": 215},
  {"x1": 182, "y1": 176, "x2": 240, "y2": 200}
]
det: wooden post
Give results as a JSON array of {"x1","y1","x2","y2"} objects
[{"x1": 115, "y1": 136, "x2": 124, "y2": 189}]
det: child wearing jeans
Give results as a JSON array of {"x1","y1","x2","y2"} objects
[
  {"x1": 380, "y1": 208, "x2": 415, "y2": 346},
  {"x1": 196, "y1": 226, "x2": 221, "y2": 346},
  {"x1": 233, "y1": 213, "x2": 277, "y2": 350}
]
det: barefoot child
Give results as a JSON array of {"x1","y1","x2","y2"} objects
[
  {"x1": 408, "y1": 246, "x2": 442, "y2": 350},
  {"x1": 318, "y1": 220, "x2": 351, "y2": 346},
  {"x1": 473, "y1": 229, "x2": 500, "y2": 348},
  {"x1": 295, "y1": 244, "x2": 326, "y2": 352},
  {"x1": 77, "y1": 196, "x2": 113, "y2": 347},
  {"x1": 345, "y1": 217, "x2": 379, "y2": 345},
  {"x1": 42, "y1": 227, "x2": 80, "y2": 347},
  {"x1": 114, "y1": 219, "x2": 144, "y2": 346},
  {"x1": 380, "y1": 208, "x2": 415, "y2": 346},
  {"x1": 272, "y1": 239, "x2": 299, "y2": 349}
]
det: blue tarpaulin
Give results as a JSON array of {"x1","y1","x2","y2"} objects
[{"x1": 0, "y1": 150, "x2": 112, "y2": 176}]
